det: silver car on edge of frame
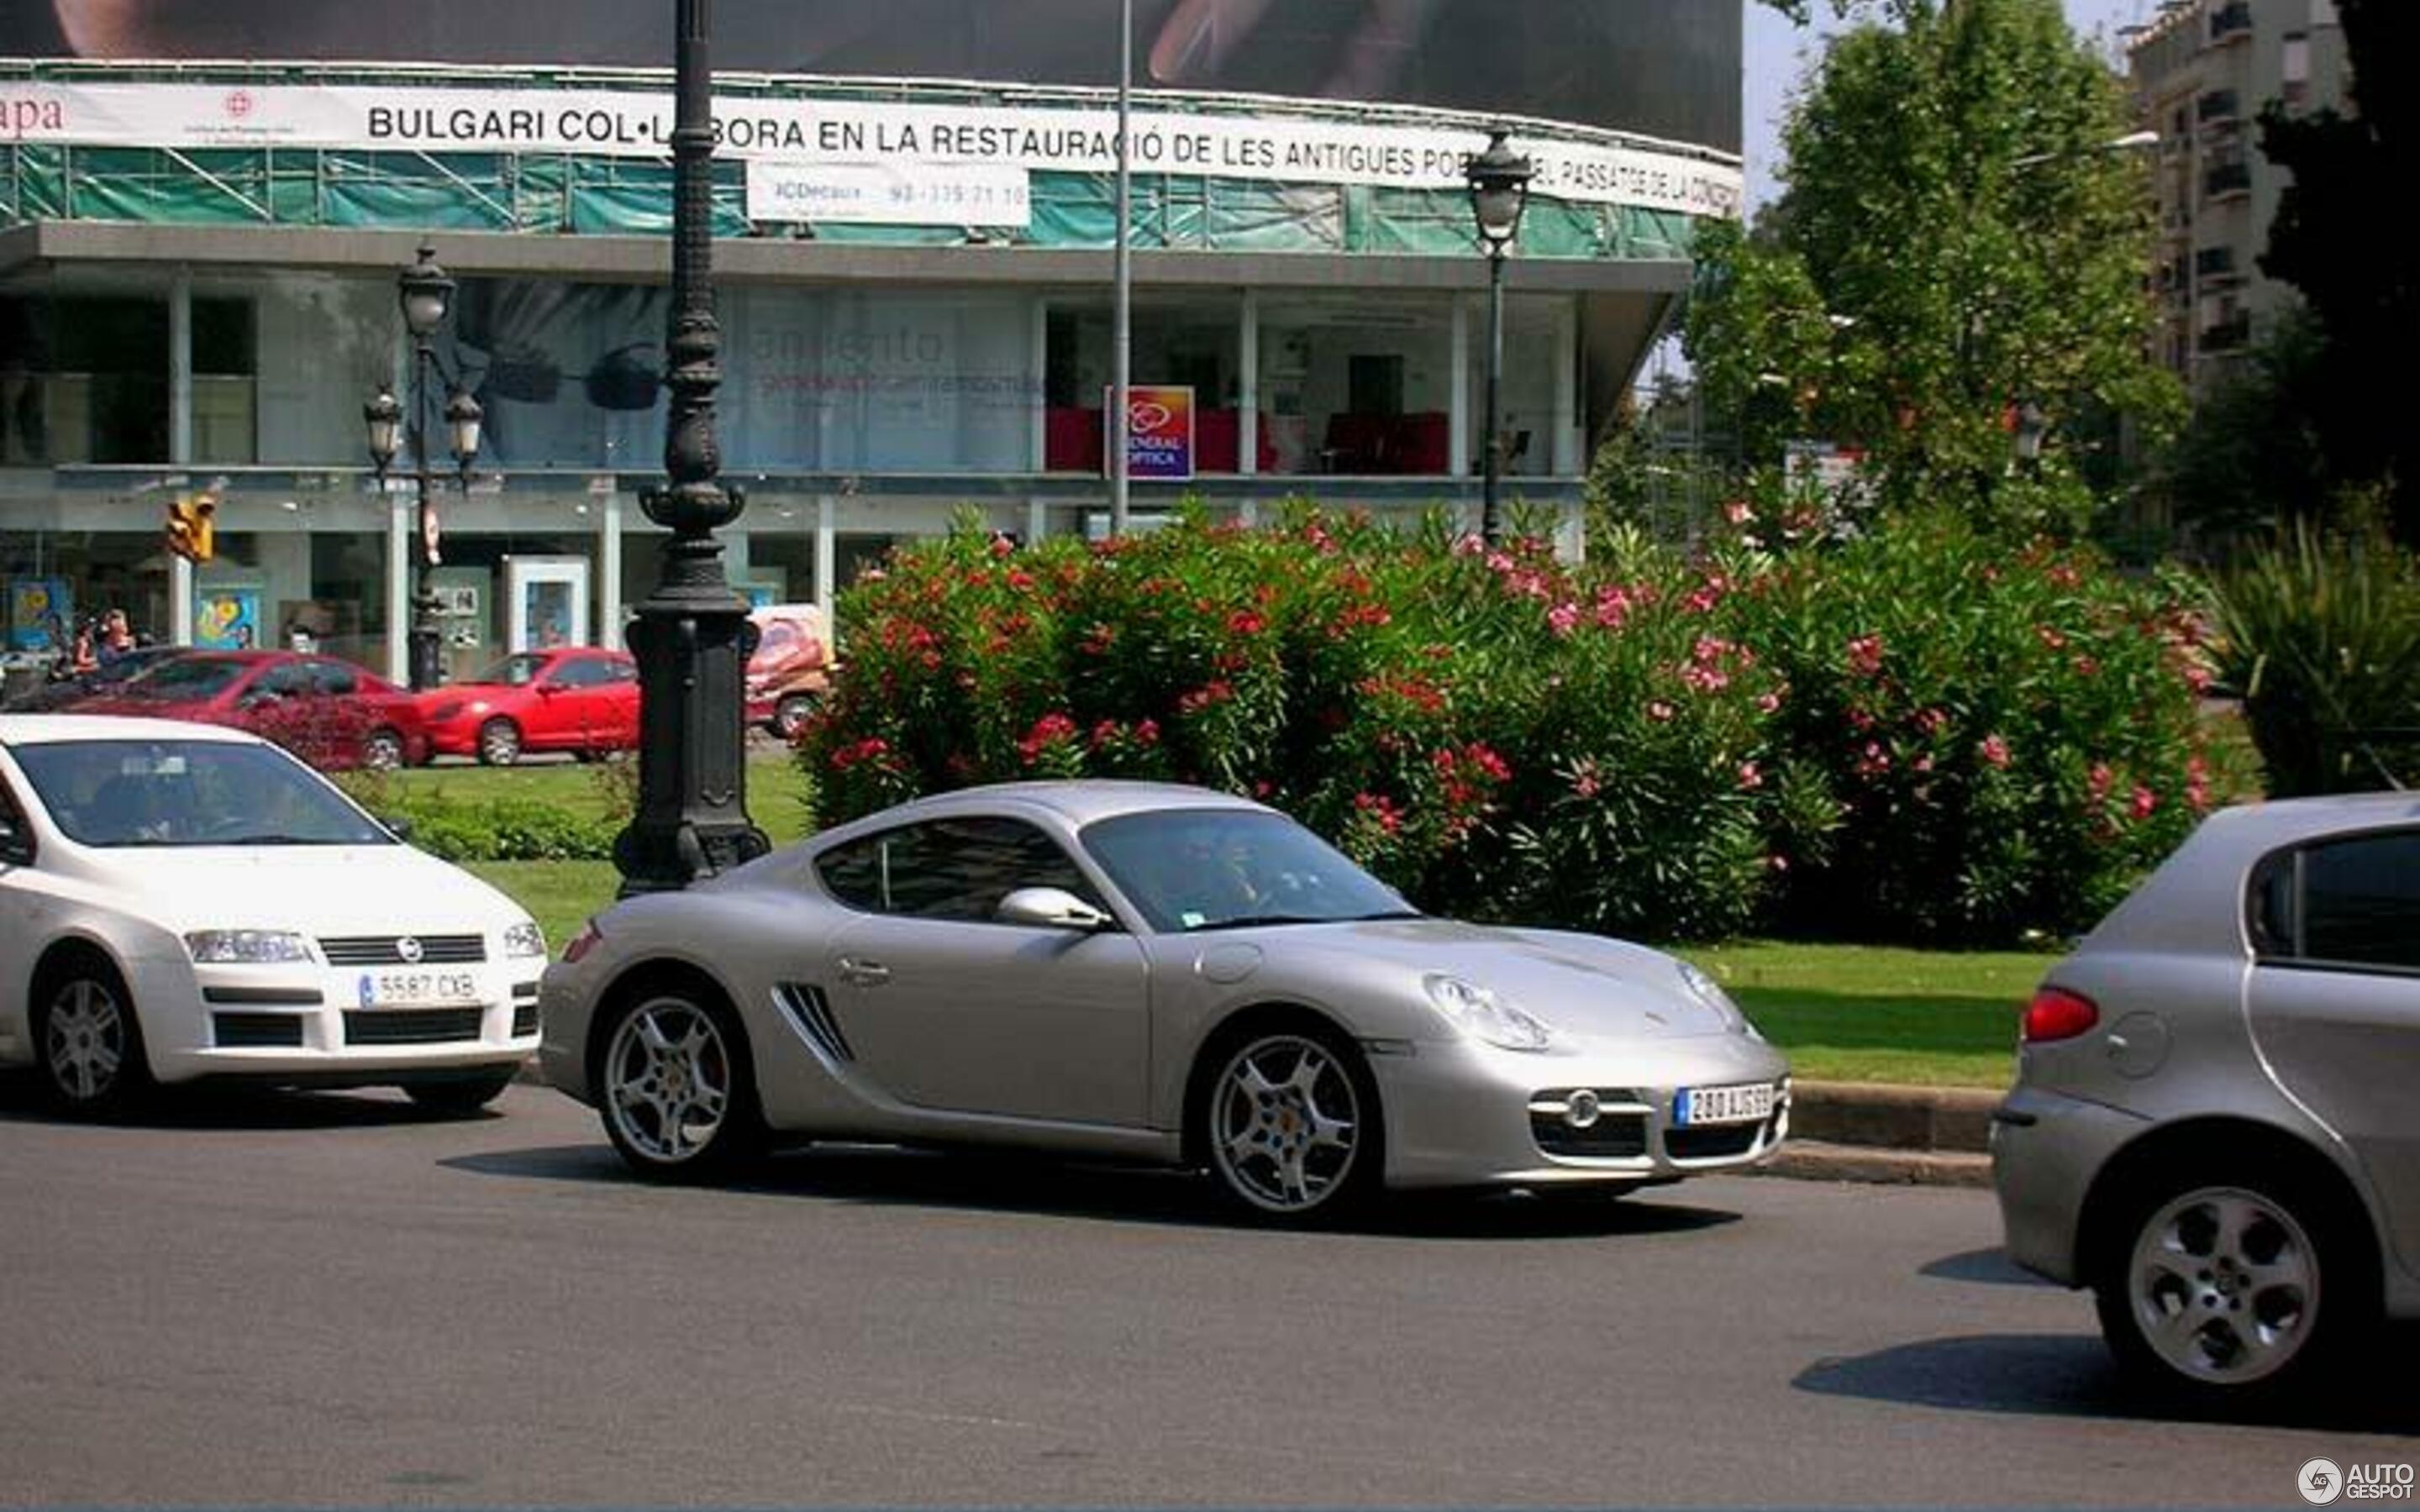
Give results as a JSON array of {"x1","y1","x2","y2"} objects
[
  {"x1": 1995, "y1": 792, "x2": 2420, "y2": 1411},
  {"x1": 539, "y1": 781, "x2": 1790, "y2": 1220}
]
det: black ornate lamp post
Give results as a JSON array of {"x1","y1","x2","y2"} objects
[
  {"x1": 613, "y1": 0, "x2": 769, "y2": 897},
  {"x1": 1465, "y1": 129, "x2": 1534, "y2": 546},
  {"x1": 364, "y1": 242, "x2": 480, "y2": 691}
]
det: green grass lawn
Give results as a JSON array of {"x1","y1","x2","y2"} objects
[{"x1": 1680, "y1": 940, "x2": 2049, "y2": 1088}]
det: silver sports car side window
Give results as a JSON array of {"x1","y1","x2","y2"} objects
[{"x1": 814, "y1": 817, "x2": 1102, "y2": 922}]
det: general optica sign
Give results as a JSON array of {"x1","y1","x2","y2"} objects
[{"x1": 1112, "y1": 386, "x2": 1196, "y2": 484}]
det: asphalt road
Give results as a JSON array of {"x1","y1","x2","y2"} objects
[{"x1": 1, "y1": 1079, "x2": 2412, "y2": 1509}]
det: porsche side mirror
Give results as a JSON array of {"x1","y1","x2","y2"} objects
[{"x1": 997, "y1": 887, "x2": 1112, "y2": 932}]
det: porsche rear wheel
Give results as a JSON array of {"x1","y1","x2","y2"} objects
[
  {"x1": 1201, "y1": 1026, "x2": 1380, "y2": 1222},
  {"x1": 597, "y1": 988, "x2": 764, "y2": 1180}
]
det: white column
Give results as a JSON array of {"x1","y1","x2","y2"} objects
[
  {"x1": 814, "y1": 495, "x2": 837, "y2": 608},
  {"x1": 1448, "y1": 295, "x2": 1471, "y2": 480},
  {"x1": 168, "y1": 269, "x2": 195, "y2": 646},
  {"x1": 386, "y1": 491, "x2": 410, "y2": 680},
  {"x1": 1552, "y1": 297, "x2": 1581, "y2": 476},
  {"x1": 1029, "y1": 296, "x2": 1050, "y2": 473},
  {"x1": 1556, "y1": 501, "x2": 1586, "y2": 565},
  {"x1": 1026, "y1": 496, "x2": 1048, "y2": 545},
  {"x1": 599, "y1": 491, "x2": 624, "y2": 648},
  {"x1": 1238, "y1": 288, "x2": 1260, "y2": 477}
]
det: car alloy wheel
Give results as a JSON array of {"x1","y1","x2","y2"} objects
[
  {"x1": 477, "y1": 717, "x2": 523, "y2": 767},
  {"x1": 39, "y1": 970, "x2": 150, "y2": 1116},
  {"x1": 360, "y1": 727, "x2": 405, "y2": 771},
  {"x1": 2109, "y1": 1183, "x2": 2326, "y2": 1393},
  {"x1": 599, "y1": 993, "x2": 759, "y2": 1177},
  {"x1": 772, "y1": 693, "x2": 818, "y2": 741},
  {"x1": 1206, "y1": 1032, "x2": 1372, "y2": 1218}
]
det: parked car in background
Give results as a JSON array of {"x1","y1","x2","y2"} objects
[
  {"x1": 418, "y1": 647, "x2": 639, "y2": 765},
  {"x1": 65, "y1": 651, "x2": 426, "y2": 770},
  {"x1": 540, "y1": 782, "x2": 1789, "y2": 1220},
  {"x1": 0, "y1": 716, "x2": 547, "y2": 1116},
  {"x1": 745, "y1": 602, "x2": 838, "y2": 740},
  {"x1": 1994, "y1": 793, "x2": 2420, "y2": 1412},
  {"x1": 0, "y1": 645, "x2": 188, "y2": 713}
]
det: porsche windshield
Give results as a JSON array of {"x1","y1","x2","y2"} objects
[{"x1": 1081, "y1": 808, "x2": 1415, "y2": 932}]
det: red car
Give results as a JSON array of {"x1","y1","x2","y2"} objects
[
  {"x1": 418, "y1": 648, "x2": 640, "y2": 765},
  {"x1": 68, "y1": 651, "x2": 429, "y2": 770}
]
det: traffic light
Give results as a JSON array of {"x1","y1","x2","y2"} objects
[{"x1": 163, "y1": 494, "x2": 217, "y2": 563}]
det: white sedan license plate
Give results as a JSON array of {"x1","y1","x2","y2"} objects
[
  {"x1": 358, "y1": 971, "x2": 479, "y2": 1008},
  {"x1": 1674, "y1": 1082, "x2": 1776, "y2": 1127}
]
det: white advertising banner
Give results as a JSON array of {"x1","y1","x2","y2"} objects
[
  {"x1": 744, "y1": 160, "x2": 1030, "y2": 227},
  {"x1": 0, "y1": 80, "x2": 1744, "y2": 218}
]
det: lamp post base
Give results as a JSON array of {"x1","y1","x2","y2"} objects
[
  {"x1": 612, "y1": 535, "x2": 770, "y2": 898},
  {"x1": 407, "y1": 595, "x2": 444, "y2": 692}
]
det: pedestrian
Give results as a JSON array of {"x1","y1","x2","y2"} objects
[{"x1": 95, "y1": 608, "x2": 136, "y2": 667}]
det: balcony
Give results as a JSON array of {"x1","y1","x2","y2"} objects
[
  {"x1": 2208, "y1": 1, "x2": 2251, "y2": 44},
  {"x1": 2194, "y1": 245, "x2": 2239, "y2": 280},
  {"x1": 2203, "y1": 160, "x2": 2252, "y2": 198},
  {"x1": 2196, "y1": 89, "x2": 2241, "y2": 124}
]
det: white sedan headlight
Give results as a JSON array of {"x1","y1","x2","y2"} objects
[
  {"x1": 1423, "y1": 974, "x2": 1554, "y2": 1052},
  {"x1": 185, "y1": 930, "x2": 313, "y2": 964},
  {"x1": 1676, "y1": 960, "x2": 1762, "y2": 1041},
  {"x1": 502, "y1": 921, "x2": 546, "y2": 959}
]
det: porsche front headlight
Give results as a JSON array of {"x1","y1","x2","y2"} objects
[
  {"x1": 1677, "y1": 959, "x2": 1762, "y2": 1041},
  {"x1": 1423, "y1": 974, "x2": 1554, "y2": 1052}
]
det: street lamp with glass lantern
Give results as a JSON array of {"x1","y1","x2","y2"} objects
[
  {"x1": 1465, "y1": 129, "x2": 1534, "y2": 545},
  {"x1": 365, "y1": 241, "x2": 479, "y2": 691}
]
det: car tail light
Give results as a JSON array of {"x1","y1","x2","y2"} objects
[
  {"x1": 562, "y1": 920, "x2": 603, "y2": 964},
  {"x1": 2023, "y1": 985, "x2": 2100, "y2": 1042}
]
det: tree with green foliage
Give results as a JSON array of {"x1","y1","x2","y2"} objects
[
  {"x1": 1692, "y1": 0, "x2": 2181, "y2": 536},
  {"x1": 2258, "y1": 0, "x2": 2416, "y2": 545},
  {"x1": 2160, "y1": 311, "x2": 2337, "y2": 549}
]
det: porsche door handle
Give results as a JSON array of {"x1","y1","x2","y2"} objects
[{"x1": 836, "y1": 957, "x2": 892, "y2": 987}]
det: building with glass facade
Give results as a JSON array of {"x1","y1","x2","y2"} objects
[{"x1": 3, "y1": 3, "x2": 1742, "y2": 682}]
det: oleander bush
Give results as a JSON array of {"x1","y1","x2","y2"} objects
[{"x1": 801, "y1": 507, "x2": 2217, "y2": 944}]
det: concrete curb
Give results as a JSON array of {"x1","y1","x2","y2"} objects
[
  {"x1": 1791, "y1": 1079, "x2": 1999, "y2": 1155},
  {"x1": 1750, "y1": 1139, "x2": 1994, "y2": 1189}
]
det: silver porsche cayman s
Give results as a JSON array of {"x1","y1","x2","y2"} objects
[{"x1": 539, "y1": 782, "x2": 1790, "y2": 1219}]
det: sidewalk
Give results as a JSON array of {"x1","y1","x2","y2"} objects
[{"x1": 1759, "y1": 1080, "x2": 1999, "y2": 1188}]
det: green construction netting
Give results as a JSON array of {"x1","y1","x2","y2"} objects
[{"x1": 4, "y1": 143, "x2": 1705, "y2": 262}]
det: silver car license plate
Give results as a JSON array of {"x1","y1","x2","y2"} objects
[{"x1": 1673, "y1": 1081, "x2": 1775, "y2": 1127}]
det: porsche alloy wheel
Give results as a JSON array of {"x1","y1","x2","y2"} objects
[
  {"x1": 598, "y1": 991, "x2": 761, "y2": 1178},
  {"x1": 1205, "y1": 1030, "x2": 1376, "y2": 1220}
]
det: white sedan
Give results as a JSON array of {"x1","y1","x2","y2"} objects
[{"x1": 0, "y1": 715, "x2": 547, "y2": 1116}]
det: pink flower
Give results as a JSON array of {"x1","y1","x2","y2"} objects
[
  {"x1": 2036, "y1": 625, "x2": 2068, "y2": 651},
  {"x1": 1765, "y1": 854, "x2": 1790, "y2": 874},
  {"x1": 1912, "y1": 707, "x2": 1947, "y2": 736},
  {"x1": 2088, "y1": 763, "x2": 2116, "y2": 801},
  {"x1": 1980, "y1": 734, "x2": 2012, "y2": 769},
  {"x1": 1016, "y1": 713, "x2": 1081, "y2": 764},
  {"x1": 1352, "y1": 790, "x2": 1402, "y2": 835},
  {"x1": 988, "y1": 533, "x2": 1015, "y2": 559},
  {"x1": 1737, "y1": 761, "x2": 1764, "y2": 790},
  {"x1": 2129, "y1": 785, "x2": 2158, "y2": 821},
  {"x1": 1755, "y1": 691, "x2": 1783, "y2": 715},
  {"x1": 1854, "y1": 741, "x2": 1891, "y2": 779},
  {"x1": 1723, "y1": 499, "x2": 1755, "y2": 526},
  {"x1": 1227, "y1": 609, "x2": 1267, "y2": 637},
  {"x1": 1134, "y1": 718, "x2": 1160, "y2": 745},
  {"x1": 1647, "y1": 701, "x2": 1676, "y2": 723},
  {"x1": 1466, "y1": 743, "x2": 1512, "y2": 783},
  {"x1": 1846, "y1": 635, "x2": 1884, "y2": 678},
  {"x1": 1547, "y1": 601, "x2": 1581, "y2": 637},
  {"x1": 1570, "y1": 761, "x2": 1602, "y2": 800}
]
